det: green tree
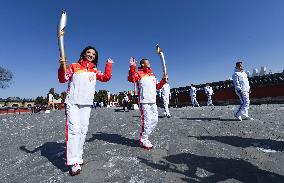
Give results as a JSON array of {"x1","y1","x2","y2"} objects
[
  {"x1": 117, "y1": 91, "x2": 127, "y2": 105},
  {"x1": 34, "y1": 96, "x2": 48, "y2": 106},
  {"x1": 94, "y1": 90, "x2": 108, "y2": 104},
  {"x1": 60, "y1": 92, "x2": 67, "y2": 103},
  {"x1": 53, "y1": 93, "x2": 61, "y2": 100},
  {"x1": 48, "y1": 88, "x2": 55, "y2": 95},
  {"x1": 47, "y1": 88, "x2": 61, "y2": 100}
]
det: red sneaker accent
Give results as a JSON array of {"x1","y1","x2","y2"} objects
[
  {"x1": 69, "y1": 169, "x2": 80, "y2": 176},
  {"x1": 140, "y1": 143, "x2": 153, "y2": 150}
]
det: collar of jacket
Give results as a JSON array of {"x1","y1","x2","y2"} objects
[
  {"x1": 234, "y1": 68, "x2": 243, "y2": 72},
  {"x1": 78, "y1": 59, "x2": 95, "y2": 69},
  {"x1": 138, "y1": 67, "x2": 153, "y2": 74}
]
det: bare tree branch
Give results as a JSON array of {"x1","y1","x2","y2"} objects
[{"x1": 0, "y1": 66, "x2": 13, "y2": 89}]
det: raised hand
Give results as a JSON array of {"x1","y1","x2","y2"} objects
[
  {"x1": 107, "y1": 58, "x2": 114, "y2": 64},
  {"x1": 163, "y1": 73, "x2": 168, "y2": 81},
  {"x1": 129, "y1": 57, "x2": 136, "y2": 66}
]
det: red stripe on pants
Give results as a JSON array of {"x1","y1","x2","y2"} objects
[{"x1": 65, "y1": 106, "x2": 69, "y2": 165}]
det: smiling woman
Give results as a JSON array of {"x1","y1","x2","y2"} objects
[{"x1": 58, "y1": 45, "x2": 113, "y2": 176}]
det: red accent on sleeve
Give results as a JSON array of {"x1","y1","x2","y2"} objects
[
  {"x1": 96, "y1": 62, "x2": 112, "y2": 82},
  {"x1": 156, "y1": 79, "x2": 166, "y2": 90},
  {"x1": 128, "y1": 65, "x2": 139, "y2": 83},
  {"x1": 58, "y1": 64, "x2": 73, "y2": 83}
]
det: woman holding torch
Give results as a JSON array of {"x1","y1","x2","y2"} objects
[
  {"x1": 58, "y1": 46, "x2": 113, "y2": 176},
  {"x1": 57, "y1": 11, "x2": 113, "y2": 176}
]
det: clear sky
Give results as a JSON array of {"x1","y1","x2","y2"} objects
[{"x1": 0, "y1": 0, "x2": 284, "y2": 99}]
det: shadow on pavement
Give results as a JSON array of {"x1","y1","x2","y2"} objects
[
  {"x1": 19, "y1": 142, "x2": 68, "y2": 172},
  {"x1": 180, "y1": 117, "x2": 237, "y2": 122},
  {"x1": 138, "y1": 153, "x2": 284, "y2": 183},
  {"x1": 114, "y1": 109, "x2": 130, "y2": 112},
  {"x1": 189, "y1": 135, "x2": 284, "y2": 152},
  {"x1": 87, "y1": 132, "x2": 140, "y2": 148},
  {"x1": 132, "y1": 115, "x2": 141, "y2": 118},
  {"x1": 133, "y1": 115, "x2": 165, "y2": 119}
]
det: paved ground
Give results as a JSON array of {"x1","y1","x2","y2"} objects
[{"x1": 0, "y1": 104, "x2": 284, "y2": 183}]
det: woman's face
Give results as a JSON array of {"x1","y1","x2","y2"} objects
[{"x1": 84, "y1": 49, "x2": 96, "y2": 62}]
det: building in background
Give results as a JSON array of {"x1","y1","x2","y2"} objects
[{"x1": 0, "y1": 97, "x2": 34, "y2": 108}]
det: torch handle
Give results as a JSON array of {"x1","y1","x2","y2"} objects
[
  {"x1": 58, "y1": 35, "x2": 67, "y2": 71},
  {"x1": 159, "y1": 52, "x2": 167, "y2": 77},
  {"x1": 156, "y1": 44, "x2": 167, "y2": 78}
]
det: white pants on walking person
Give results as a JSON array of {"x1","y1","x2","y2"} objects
[
  {"x1": 65, "y1": 104, "x2": 92, "y2": 166},
  {"x1": 139, "y1": 103, "x2": 158, "y2": 145},
  {"x1": 191, "y1": 96, "x2": 199, "y2": 107},
  {"x1": 207, "y1": 95, "x2": 213, "y2": 106},
  {"x1": 234, "y1": 91, "x2": 253, "y2": 120},
  {"x1": 162, "y1": 96, "x2": 171, "y2": 117}
]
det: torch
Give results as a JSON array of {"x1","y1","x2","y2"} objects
[
  {"x1": 156, "y1": 44, "x2": 167, "y2": 79},
  {"x1": 58, "y1": 11, "x2": 67, "y2": 71}
]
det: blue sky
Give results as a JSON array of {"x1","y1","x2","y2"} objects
[{"x1": 0, "y1": 0, "x2": 284, "y2": 99}]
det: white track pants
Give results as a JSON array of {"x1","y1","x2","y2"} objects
[
  {"x1": 162, "y1": 97, "x2": 170, "y2": 116},
  {"x1": 207, "y1": 95, "x2": 213, "y2": 106},
  {"x1": 235, "y1": 91, "x2": 250, "y2": 118},
  {"x1": 139, "y1": 103, "x2": 158, "y2": 144},
  {"x1": 191, "y1": 96, "x2": 199, "y2": 107},
  {"x1": 65, "y1": 104, "x2": 92, "y2": 165}
]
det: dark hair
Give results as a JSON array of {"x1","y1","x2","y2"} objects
[
  {"x1": 140, "y1": 58, "x2": 148, "y2": 67},
  {"x1": 235, "y1": 61, "x2": 243, "y2": 68},
  {"x1": 80, "y1": 46, "x2": 99, "y2": 66}
]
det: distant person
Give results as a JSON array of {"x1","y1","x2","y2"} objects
[
  {"x1": 128, "y1": 57, "x2": 167, "y2": 150},
  {"x1": 99, "y1": 101, "x2": 104, "y2": 108},
  {"x1": 122, "y1": 94, "x2": 129, "y2": 112},
  {"x1": 93, "y1": 101, "x2": 97, "y2": 109},
  {"x1": 107, "y1": 91, "x2": 111, "y2": 106},
  {"x1": 127, "y1": 91, "x2": 133, "y2": 110},
  {"x1": 204, "y1": 84, "x2": 214, "y2": 106},
  {"x1": 48, "y1": 93, "x2": 54, "y2": 110},
  {"x1": 232, "y1": 61, "x2": 254, "y2": 121},
  {"x1": 172, "y1": 89, "x2": 179, "y2": 108},
  {"x1": 58, "y1": 46, "x2": 113, "y2": 176},
  {"x1": 160, "y1": 82, "x2": 171, "y2": 117},
  {"x1": 189, "y1": 84, "x2": 200, "y2": 107}
]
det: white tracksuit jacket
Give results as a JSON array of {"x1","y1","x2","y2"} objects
[
  {"x1": 204, "y1": 86, "x2": 214, "y2": 106},
  {"x1": 232, "y1": 68, "x2": 251, "y2": 117},
  {"x1": 190, "y1": 86, "x2": 197, "y2": 97},
  {"x1": 190, "y1": 86, "x2": 199, "y2": 106}
]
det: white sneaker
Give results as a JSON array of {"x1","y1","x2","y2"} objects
[
  {"x1": 234, "y1": 114, "x2": 242, "y2": 121},
  {"x1": 243, "y1": 116, "x2": 254, "y2": 120},
  {"x1": 79, "y1": 160, "x2": 84, "y2": 167},
  {"x1": 69, "y1": 163, "x2": 81, "y2": 176},
  {"x1": 140, "y1": 140, "x2": 153, "y2": 150}
]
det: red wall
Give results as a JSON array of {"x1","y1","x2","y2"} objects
[{"x1": 157, "y1": 83, "x2": 284, "y2": 106}]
